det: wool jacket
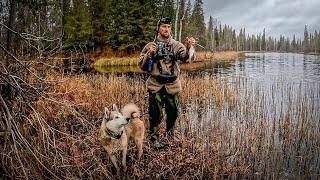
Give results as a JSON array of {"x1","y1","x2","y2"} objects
[{"x1": 139, "y1": 36, "x2": 191, "y2": 94}]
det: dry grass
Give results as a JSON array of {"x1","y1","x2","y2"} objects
[
  {"x1": 1, "y1": 72, "x2": 319, "y2": 179},
  {"x1": 196, "y1": 51, "x2": 245, "y2": 61},
  {"x1": 93, "y1": 51, "x2": 245, "y2": 67},
  {"x1": 94, "y1": 57, "x2": 139, "y2": 66}
]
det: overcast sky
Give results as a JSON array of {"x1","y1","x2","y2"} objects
[{"x1": 202, "y1": 0, "x2": 320, "y2": 39}]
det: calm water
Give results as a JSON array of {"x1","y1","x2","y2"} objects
[
  {"x1": 214, "y1": 52, "x2": 320, "y2": 83},
  {"x1": 213, "y1": 52, "x2": 320, "y2": 122},
  {"x1": 192, "y1": 52, "x2": 320, "y2": 124}
]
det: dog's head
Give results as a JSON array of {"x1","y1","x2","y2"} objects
[{"x1": 103, "y1": 104, "x2": 129, "y2": 126}]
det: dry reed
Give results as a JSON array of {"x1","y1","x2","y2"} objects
[
  {"x1": 1, "y1": 72, "x2": 319, "y2": 179},
  {"x1": 93, "y1": 51, "x2": 245, "y2": 67}
]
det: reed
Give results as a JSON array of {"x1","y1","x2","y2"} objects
[
  {"x1": 94, "y1": 57, "x2": 139, "y2": 66},
  {"x1": 93, "y1": 51, "x2": 245, "y2": 67},
  {"x1": 1, "y1": 72, "x2": 319, "y2": 179},
  {"x1": 196, "y1": 51, "x2": 245, "y2": 61}
]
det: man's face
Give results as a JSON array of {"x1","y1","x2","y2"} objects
[{"x1": 159, "y1": 24, "x2": 171, "y2": 38}]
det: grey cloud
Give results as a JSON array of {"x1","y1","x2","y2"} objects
[{"x1": 202, "y1": 0, "x2": 320, "y2": 39}]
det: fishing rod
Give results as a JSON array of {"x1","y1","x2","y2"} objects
[{"x1": 195, "y1": 43, "x2": 206, "y2": 49}]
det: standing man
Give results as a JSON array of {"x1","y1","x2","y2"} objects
[{"x1": 139, "y1": 17, "x2": 195, "y2": 149}]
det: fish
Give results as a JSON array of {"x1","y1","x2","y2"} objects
[{"x1": 187, "y1": 46, "x2": 196, "y2": 63}]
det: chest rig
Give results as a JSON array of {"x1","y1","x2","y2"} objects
[{"x1": 154, "y1": 42, "x2": 178, "y2": 83}]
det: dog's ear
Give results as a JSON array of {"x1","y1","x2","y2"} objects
[
  {"x1": 112, "y1": 104, "x2": 119, "y2": 112},
  {"x1": 103, "y1": 107, "x2": 110, "y2": 120}
]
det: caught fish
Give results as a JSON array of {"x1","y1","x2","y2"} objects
[{"x1": 187, "y1": 46, "x2": 196, "y2": 63}]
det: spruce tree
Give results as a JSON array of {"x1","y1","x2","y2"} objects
[
  {"x1": 262, "y1": 28, "x2": 266, "y2": 51},
  {"x1": 206, "y1": 16, "x2": 214, "y2": 50},
  {"x1": 303, "y1": 25, "x2": 309, "y2": 53},
  {"x1": 189, "y1": 0, "x2": 206, "y2": 47},
  {"x1": 183, "y1": 0, "x2": 192, "y2": 38},
  {"x1": 64, "y1": 0, "x2": 92, "y2": 48}
]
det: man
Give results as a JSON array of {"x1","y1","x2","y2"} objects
[{"x1": 139, "y1": 17, "x2": 195, "y2": 149}]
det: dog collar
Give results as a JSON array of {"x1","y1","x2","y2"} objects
[{"x1": 106, "y1": 128, "x2": 124, "y2": 139}]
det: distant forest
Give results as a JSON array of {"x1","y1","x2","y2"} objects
[{"x1": 1, "y1": 0, "x2": 320, "y2": 56}]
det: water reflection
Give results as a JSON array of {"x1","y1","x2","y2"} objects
[{"x1": 241, "y1": 53, "x2": 320, "y2": 83}]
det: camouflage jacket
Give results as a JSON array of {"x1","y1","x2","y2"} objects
[{"x1": 139, "y1": 36, "x2": 191, "y2": 94}]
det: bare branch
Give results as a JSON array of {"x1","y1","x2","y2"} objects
[{"x1": 0, "y1": 22, "x2": 60, "y2": 42}]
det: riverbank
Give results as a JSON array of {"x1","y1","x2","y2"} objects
[{"x1": 93, "y1": 51, "x2": 245, "y2": 67}]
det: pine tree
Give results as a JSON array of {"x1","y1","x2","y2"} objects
[
  {"x1": 94, "y1": 0, "x2": 163, "y2": 54},
  {"x1": 232, "y1": 29, "x2": 237, "y2": 51},
  {"x1": 206, "y1": 16, "x2": 214, "y2": 50},
  {"x1": 184, "y1": 0, "x2": 192, "y2": 38},
  {"x1": 239, "y1": 28, "x2": 243, "y2": 51},
  {"x1": 291, "y1": 35, "x2": 296, "y2": 52},
  {"x1": 164, "y1": 0, "x2": 175, "y2": 34},
  {"x1": 64, "y1": 0, "x2": 92, "y2": 48},
  {"x1": 90, "y1": 0, "x2": 110, "y2": 48},
  {"x1": 189, "y1": 0, "x2": 206, "y2": 48},
  {"x1": 214, "y1": 26, "x2": 219, "y2": 50},
  {"x1": 316, "y1": 30, "x2": 320, "y2": 53},
  {"x1": 262, "y1": 28, "x2": 266, "y2": 51},
  {"x1": 303, "y1": 25, "x2": 309, "y2": 53},
  {"x1": 242, "y1": 28, "x2": 246, "y2": 51}
]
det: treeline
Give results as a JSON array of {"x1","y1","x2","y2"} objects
[
  {"x1": 207, "y1": 22, "x2": 320, "y2": 54},
  {"x1": 1, "y1": 0, "x2": 319, "y2": 56},
  {"x1": 0, "y1": 0, "x2": 207, "y2": 55}
]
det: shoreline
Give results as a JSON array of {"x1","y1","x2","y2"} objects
[
  {"x1": 243, "y1": 51, "x2": 320, "y2": 56},
  {"x1": 93, "y1": 51, "x2": 245, "y2": 67}
]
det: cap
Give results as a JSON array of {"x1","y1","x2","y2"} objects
[{"x1": 158, "y1": 17, "x2": 172, "y2": 26}]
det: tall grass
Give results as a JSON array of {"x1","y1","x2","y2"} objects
[
  {"x1": 1, "y1": 72, "x2": 319, "y2": 179},
  {"x1": 196, "y1": 51, "x2": 245, "y2": 61},
  {"x1": 94, "y1": 57, "x2": 139, "y2": 66},
  {"x1": 93, "y1": 51, "x2": 245, "y2": 67}
]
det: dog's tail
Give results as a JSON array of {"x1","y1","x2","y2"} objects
[{"x1": 121, "y1": 103, "x2": 140, "y2": 119}]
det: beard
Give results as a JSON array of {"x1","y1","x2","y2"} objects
[{"x1": 160, "y1": 32, "x2": 170, "y2": 39}]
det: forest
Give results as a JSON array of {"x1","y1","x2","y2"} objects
[{"x1": 1, "y1": 0, "x2": 320, "y2": 57}]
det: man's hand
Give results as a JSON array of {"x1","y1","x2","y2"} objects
[
  {"x1": 148, "y1": 42, "x2": 157, "y2": 55},
  {"x1": 185, "y1": 37, "x2": 196, "y2": 49}
]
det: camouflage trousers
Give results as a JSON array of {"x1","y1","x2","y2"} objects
[{"x1": 148, "y1": 87, "x2": 179, "y2": 141}]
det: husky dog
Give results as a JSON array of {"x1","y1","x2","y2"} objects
[{"x1": 99, "y1": 103, "x2": 144, "y2": 175}]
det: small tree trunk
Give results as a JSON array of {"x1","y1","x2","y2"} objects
[
  {"x1": 178, "y1": 9, "x2": 185, "y2": 42},
  {"x1": 6, "y1": 0, "x2": 16, "y2": 58},
  {"x1": 60, "y1": 0, "x2": 64, "y2": 50},
  {"x1": 174, "y1": 0, "x2": 180, "y2": 40}
]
